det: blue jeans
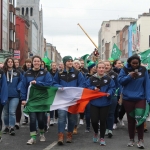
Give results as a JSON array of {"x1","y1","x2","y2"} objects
[
  {"x1": 85, "y1": 103, "x2": 90, "y2": 129},
  {"x1": 58, "y1": 109, "x2": 76, "y2": 133},
  {"x1": 106, "y1": 96, "x2": 117, "y2": 130},
  {"x1": 3, "y1": 98, "x2": 19, "y2": 128},
  {"x1": 29, "y1": 112, "x2": 45, "y2": 132}
]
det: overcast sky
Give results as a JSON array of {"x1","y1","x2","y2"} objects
[{"x1": 40, "y1": 0, "x2": 150, "y2": 58}]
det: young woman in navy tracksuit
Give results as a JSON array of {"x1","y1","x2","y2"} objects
[
  {"x1": 2, "y1": 58, "x2": 22, "y2": 136},
  {"x1": 53, "y1": 56, "x2": 84, "y2": 145},
  {"x1": 104, "y1": 61, "x2": 120, "y2": 138},
  {"x1": 85, "y1": 62, "x2": 115, "y2": 146},
  {"x1": 118, "y1": 55, "x2": 150, "y2": 149},
  {"x1": 22, "y1": 58, "x2": 32, "y2": 125},
  {"x1": 21, "y1": 55, "x2": 53, "y2": 145},
  {"x1": 0, "y1": 69, "x2": 8, "y2": 141}
]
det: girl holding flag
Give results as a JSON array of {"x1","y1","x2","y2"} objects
[
  {"x1": 53, "y1": 56, "x2": 84, "y2": 145},
  {"x1": 85, "y1": 62, "x2": 115, "y2": 146},
  {"x1": 21, "y1": 55, "x2": 53, "y2": 145}
]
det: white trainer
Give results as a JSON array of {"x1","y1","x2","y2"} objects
[
  {"x1": 50, "y1": 119, "x2": 54, "y2": 126},
  {"x1": 113, "y1": 124, "x2": 117, "y2": 129},
  {"x1": 54, "y1": 118, "x2": 58, "y2": 124},
  {"x1": 26, "y1": 138, "x2": 36, "y2": 145},
  {"x1": 79, "y1": 119, "x2": 84, "y2": 125},
  {"x1": 40, "y1": 134, "x2": 46, "y2": 142},
  {"x1": 147, "y1": 115, "x2": 150, "y2": 122},
  {"x1": 119, "y1": 120, "x2": 125, "y2": 126}
]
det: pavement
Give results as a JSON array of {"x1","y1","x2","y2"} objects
[{"x1": 0, "y1": 119, "x2": 150, "y2": 150}]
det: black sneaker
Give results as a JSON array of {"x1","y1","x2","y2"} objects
[
  {"x1": 3, "y1": 127, "x2": 9, "y2": 134},
  {"x1": 9, "y1": 128, "x2": 15, "y2": 136},
  {"x1": 15, "y1": 124, "x2": 20, "y2": 130}
]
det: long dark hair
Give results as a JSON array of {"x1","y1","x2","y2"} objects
[
  {"x1": 22, "y1": 58, "x2": 32, "y2": 71},
  {"x1": 3, "y1": 58, "x2": 16, "y2": 73},
  {"x1": 112, "y1": 59, "x2": 120, "y2": 67},
  {"x1": 31, "y1": 55, "x2": 42, "y2": 68}
]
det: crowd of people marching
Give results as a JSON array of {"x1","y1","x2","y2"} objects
[{"x1": 0, "y1": 54, "x2": 150, "y2": 149}]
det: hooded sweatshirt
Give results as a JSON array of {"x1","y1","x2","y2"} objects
[
  {"x1": 85, "y1": 73, "x2": 115, "y2": 107},
  {"x1": 118, "y1": 64, "x2": 150, "y2": 102}
]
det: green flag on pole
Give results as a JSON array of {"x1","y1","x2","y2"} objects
[
  {"x1": 42, "y1": 57, "x2": 53, "y2": 71},
  {"x1": 111, "y1": 44, "x2": 122, "y2": 60},
  {"x1": 138, "y1": 49, "x2": 150, "y2": 70},
  {"x1": 81, "y1": 54, "x2": 89, "y2": 68}
]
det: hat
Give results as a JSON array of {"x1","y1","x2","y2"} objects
[
  {"x1": 63, "y1": 56, "x2": 73, "y2": 65},
  {"x1": 87, "y1": 60, "x2": 96, "y2": 70},
  {"x1": 73, "y1": 60, "x2": 81, "y2": 66}
]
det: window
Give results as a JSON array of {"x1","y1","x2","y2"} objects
[
  {"x1": 102, "y1": 39, "x2": 104, "y2": 46},
  {"x1": 10, "y1": 30, "x2": 13, "y2": 41},
  {"x1": 106, "y1": 24, "x2": 110, "y2": 27},
  {"x1": 30, "y1": 8, "x2": 33, "y2": 16},
  {"x1": 9, "y1": 12, "x2": 13, "y2": 23},
  {"x1": 13, "y1": 15, "x2": 15, "y2": 25},
  {"x1": 22, "y1": 7, "x2": 24, "y2": 15},
  {"x1": 9, "y1": 0, "x2": 14, "y2": 5},
  {"x1": 26, "y1": 7, "x2": 28, "y2": 16},
  {"x1": 149, "y1": 35, "x2": 150, "y2": 47}
]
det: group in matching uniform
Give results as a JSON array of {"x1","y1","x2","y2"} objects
[{"x1": 0, "y1": 54, "x2": 149, "y2": 149}]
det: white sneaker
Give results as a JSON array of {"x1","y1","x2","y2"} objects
[
  {"x1": 40, "y1": 134, "x2": 46, "y2": 142},
  {"x1": 65, "y1": 124, "x2": 68, "y2": 130},
  {"x1": 26, "y1": 138, "x2": 36, "y2": 145},
  {"x1": 79, "y1": 119, "x2": 84, "y2": 125},
  {"x1": 113, "y1": 124, "x2": 117, "y2": 130},
  {"x1": 54, "y1": 118, "x2": 58, "y2": 124},
  {"x1": 50, "y1": 119, "x2": 54, "y2": 126},
  {"x1": 119, "y1": 120, "x2": 125, "y2": 126},
  {"x1": 147, "y1": 116, "x2": 150, "y2": 122}
]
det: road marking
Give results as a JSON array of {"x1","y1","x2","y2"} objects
[{"x1": 43, "y1": 141, "x2": 57, "y2": 150}]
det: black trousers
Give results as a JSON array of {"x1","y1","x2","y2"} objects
[
  {"x1": 90, "y1": 104, "x2": 110, "y2": 138},
  {"x1": 0, "y1": 104, "x2": 3, "y2": 132}
]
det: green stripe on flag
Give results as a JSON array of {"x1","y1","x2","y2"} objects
[{"x1": 23, "y1": 85, "x2": 58, "y2": 114}]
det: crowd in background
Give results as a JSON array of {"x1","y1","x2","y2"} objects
[{"x1": 0, "y1": 54, "x2": 150, "y2": 149}]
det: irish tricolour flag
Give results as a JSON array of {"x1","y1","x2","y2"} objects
[{"x1": 23, "y1": 85, "x2": 107, "y2": 114}]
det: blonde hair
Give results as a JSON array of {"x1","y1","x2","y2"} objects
[
  {"x1": 96, "y1": 61, "x2": 105, "y2": 68},
  {"x1": 73, "y1": 60, "x2": 81, "y2": 66}
]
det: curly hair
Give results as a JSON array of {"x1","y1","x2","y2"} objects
[{"x1": 127, "y1": 54, "x2": 141, "y2": 66}]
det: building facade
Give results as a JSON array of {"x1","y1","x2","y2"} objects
[
  {"x1": 137, "y1": 11, "x2": 150, "y2": 52},
  {"x1": 46, "y1": 43, "x2": 62, "y2": 63},
  {"x1": 0, "y1": 0, "x2": 15, "y2": 62},
  {"x1": 16, "y1": 0, "x2": 43, "y2": 56},
  {"x1": 98, "y1": 18, "x2": 136, "y2": 60},
  {"x1": 28, "y1": 20, "x2": 38, "y2": 57},
  {"x1": 15, "y1": 14, "x2": 30, "y2": 66}
]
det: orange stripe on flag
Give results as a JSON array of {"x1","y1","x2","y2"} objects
[{"x1": 68, "y1": 88, "x2": 107, "y2": 114}]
